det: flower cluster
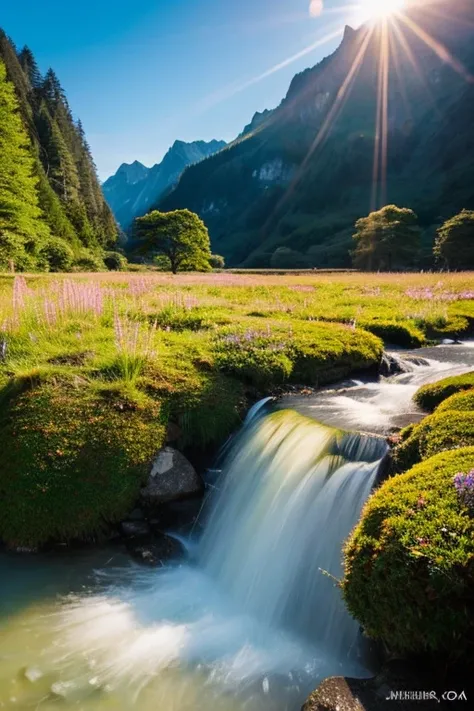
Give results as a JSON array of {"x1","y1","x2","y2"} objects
[
  {"x1": 157, "y1": 291, "x2": 199, "y2": 310},
  {"x1": 453, "y1": 470, "x2": 474, "y2": 509},
  {"x1": 113, "y1": 313, "x2": 157, "y2": 359},
  {"x1": 220, "y1": 327, "x2": 288, "y2": 353},
  {"x1": 406, "y1": 287, "x2": 474, "y2": 302}
]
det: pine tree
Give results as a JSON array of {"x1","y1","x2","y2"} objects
[
  {"x1": 0, "y1": 29, "x2": 118, "y2": 261},
  {"x1": 18, "y1": 46, "x2": 43, "y2": 91},
  {"x1": 0, "y1": 59, "x2": 49, "y2": 269},
  {"x1": 0, "y1": 29, "x2": 34, "y2": 130}
]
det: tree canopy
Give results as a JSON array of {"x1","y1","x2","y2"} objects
[
  {"x1": 435, "y1": 210, "x2": 474, "y2": 270},
  {"x1": 134, "y1": 209, "x2": 212, "y2": 273},
  {"x1": 352, "y1": 205, "x2": 421, "y2": 272}
]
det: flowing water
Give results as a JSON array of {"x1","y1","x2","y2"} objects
[{"x1": 0, "y1": 343, "x2": 473, "y2": 711}]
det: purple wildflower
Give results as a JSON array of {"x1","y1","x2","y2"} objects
[{"x1": 454, "y1": 470, "x2": 474, "y2": 508}]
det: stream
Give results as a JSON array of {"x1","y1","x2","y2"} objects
[{"x1": 0, "y1": 343, "x2": 473, "y2": 711}]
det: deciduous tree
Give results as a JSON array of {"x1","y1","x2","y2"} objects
[
  {"x1": 434, "y1": 210, "x2": 474, "y2": 270},
  {"x1": 134, "y1": 209, "x2": 212, "y2": 273},
  {"x1": 352, "y1": 205, "x2": 421, "y2": 272}
]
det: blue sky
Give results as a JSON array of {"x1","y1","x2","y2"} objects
[{"x1": 2, "y1": 1, "x2": 364, "y2": 179}]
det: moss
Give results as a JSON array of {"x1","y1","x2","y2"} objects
[
  {"x1": 437, "y1": 389, "x2": 474, "y2": 413},
  {"x1": 213, "y1": 320, "x2": 383, "y2": 389},
  {"x1": 360, "y1": 320, "x2": 426, "y2": 348},
  {"x1": 171, "y1": 371, "x2": 246, "y2": 449},
  {"x1": 393, "y1": 411, "x2": 474, "y2": 472},
  {"x1": 414, "y1": 372, "x2": 474, "y2": 411},
  {"x1": 342, "y1": 448, "x2": 474, "y2": 662},
  {"x1": 421, "y1": 315, "x2": 471, "y2": 340},
  {"x1": 0, "y1": 374, "x2": 167, "y2": 547}
]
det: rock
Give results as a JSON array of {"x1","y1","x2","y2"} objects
[
  {"x1": 24, "y1": 667, "x2": 43, "y2": 683},
  {"x1": 140, "y1": 447, "x2": 203, "y2": 507},
  {"x1": 127, "y1": 534, "x2": 184, "y2": 567},
  {"x1": 119, "y1": 521, "x2": 151, "y2": 539},
  {"x1": 166, "y1": 421, "x2": 182, "y2": 443},
  {"x1": 126, "y1": 508, "x2": 145, "y2": 521},
  {"x1": 379, "y1": 353, "x2": 430, "y2": 377},
  {"x1": 302, "y1": 677, "x2": 364, "y2": 711},
  {"x1": 302, "y1": 665, "x2": 450, "y2": 711}
]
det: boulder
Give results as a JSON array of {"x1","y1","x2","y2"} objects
[
  {"x1": 140, "y1": 447, "x2": 203, "y2": 508},
  {"x1": 302, "y1": 665, "x2": 450, "y2": 711},
  {"x1": 126, "y1": 508, "x2": 145, "y2": 521},
  {"x1": 119, "y1": 521, "x2": 151, "y2": 539},
  {"x1": 127, "y1": 534, "x2": 185, "y2": 567},
  {"x1": 379, "y1": 353, "x2": 430, "y2": 378},
  {"x1": 302, "y1": 677, "x2": 365, "y2": 711}
]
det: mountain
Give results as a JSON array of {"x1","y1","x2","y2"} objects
[
  {"x1": 103, "y1": 139, "x2": 226, "y2": 229},
  {"x1": 160, "y1": 0, "x2": 474, "y2": 268},
  {"x1": 0, "y1": 30, "x2": 118, "y2": 271}
]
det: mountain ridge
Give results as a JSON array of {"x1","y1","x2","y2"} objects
[{"x1": 103, "y1": 138, "x2": 226, "y2": 229}]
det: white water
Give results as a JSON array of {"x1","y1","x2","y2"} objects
[{"x1": 287, "y1": 353, "x2": 474, "y2": 434}]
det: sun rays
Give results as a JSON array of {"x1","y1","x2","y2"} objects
[
  {"x1": 195, "y1": 1, "x2": 471, "y2": 224},
  {"x1": 269, "y1": 0, "x2": 474, "y2": 221}
]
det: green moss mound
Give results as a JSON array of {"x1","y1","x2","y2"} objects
[
  {"x1": 437, "y1": 389, "x2": 474, "y2": 413},
  {"x1": 342, "y1": 448, "x2": 474, "y2": 661},
  {"x1": 414, "y1": 372, "x2": 474, "y2": 411},
  {"x1": 213, "y1": 321, "x2": 383, "y2": 389},
  {"x1": 0, "y1": 374, "x2": 166, "y2": 547},
  {"x1": 360, "y1": 320, "x2": 425, "y2": 348},
  {"x1": 393, "y1": 410, "x2": 474, "y2": 472}
]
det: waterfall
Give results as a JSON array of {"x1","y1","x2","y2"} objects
[
  {"x1": 40, "y1": 409, "x2": 387, "y2": 709},
  {"x1": 200, "y1": 411, "x2": 387, "y2": 660}
]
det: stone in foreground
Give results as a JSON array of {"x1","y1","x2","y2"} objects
[
  {"x1": 302, "y1": 672, "x2": 447, "y2": 711},
  {"x1": 140, "y1": 447, "x2": 203, "y2": 507}
]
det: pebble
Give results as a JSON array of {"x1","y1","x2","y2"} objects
[{"x1": 24, "y1": 667, "x2": 43, "y2": 683}]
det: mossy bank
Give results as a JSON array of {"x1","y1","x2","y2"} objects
[{"x1": 343, "y1": 369, "x2": 474, "y2": 666}]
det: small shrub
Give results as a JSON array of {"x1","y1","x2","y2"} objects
[
  {"x1": 72, "y1": 250, "x2": 105, "y2": 272},
  {"x1": 342, "y1": 447, "x2": 474, "y2": 662},
  {"x1": 393, "y1": 410, "x2": 474, "y2": 472},
  {"x1": 414, "y1": 372, "x2": 474, "y2": 411},
  {"x1": 210, "y1": 254, "x2": 225, "y2": 270},
  {"x1": 437, "y1": 389, "x2": 474, "y2": 413},
  {"x1": 39, "y1": 238, "x2": 74, "y2": 272},
  {"x1": 104, "y1": 251, "x2": 128, "y2": 271}
]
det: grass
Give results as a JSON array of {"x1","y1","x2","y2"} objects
[{"x1": 1, "y1": 270, "x2": 473, "y2": 547}]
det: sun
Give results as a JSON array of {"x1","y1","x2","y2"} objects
[{"x1": 356, "y1": 0, "x2": 406, "y2": 24}]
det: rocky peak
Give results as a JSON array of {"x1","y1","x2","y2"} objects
[{"x1": 115, "y1": 160, "x2": 149, "y2": 185}]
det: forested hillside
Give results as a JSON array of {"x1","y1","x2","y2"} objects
[
  {"x1": 0, "y1": 30, "x2": 118, "y2": 271},
  {"x1": 161, "y1": 0, "x2": 474, "y2": 268}
]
